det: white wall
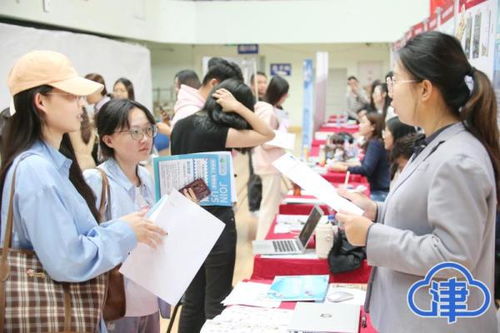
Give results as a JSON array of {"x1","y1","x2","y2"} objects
[
  {"x1": 0, "y1": 0, "x2": 196, "y2": 43},
  {"x1": 195, "y1": 0, "x2": 428, "y2": 44},
  {"x1": 150, "y1": 42, "x2": 391, "y2": 127},
  {"x1": 0, "y1": 0, "x2": 428, "y2": 44},
  {"x1": 0, "y1": 23, "x2": 153, "y2": 110}
]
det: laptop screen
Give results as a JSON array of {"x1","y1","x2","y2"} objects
[{"x1": 298, "y1": 206, "x2": 323, "y2": 247}]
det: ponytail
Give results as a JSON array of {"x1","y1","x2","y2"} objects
[
  {"x1": 398, "y1": 31, "x2": 500, "y2": 204},
  {"x1": 460, "y1": 69, "x2": 500, "y2": 203}
]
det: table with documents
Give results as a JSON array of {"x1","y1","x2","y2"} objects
[
  {"x1": 200, "y1": 279, "x2": 377, "y2": 333},
  {"x1": 251, "y1": 216, "x2": 372, "y2": 284}
]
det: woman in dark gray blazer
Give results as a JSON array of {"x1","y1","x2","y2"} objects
[{"x1": 337, "y1": 31, "x2": 500, "y2": 332}]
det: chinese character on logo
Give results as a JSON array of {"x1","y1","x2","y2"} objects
[{"x1": 407, "y1": 262, "x2": 491, "y2": 324}]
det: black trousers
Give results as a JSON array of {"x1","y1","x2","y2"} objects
[{"x1": 178, "y1": 207, "x2": 237, "y2": 333}]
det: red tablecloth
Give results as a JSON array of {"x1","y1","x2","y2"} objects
[
  {"x1": 318, "y1": 125, "x2": 359, "y2": 134},
  {"x1": 251, "y1": 218, "x2": 372, "y2": 284},
  {"x1": 323, "y1": 171, "x2": 366, "y2": 183},
  {"x1": 279, "y1": 202, "x2": 329, "y2": 215},
  {"x1": 310, "y1": 145, "x2": 320, "y2": 157},
  {"x1": 311, "y1": 139, "x2": 326, "y2": 147}
]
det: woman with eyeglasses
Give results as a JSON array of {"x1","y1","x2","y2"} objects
[
  {"x1": 84, "y1": 99, "x2": 196, "y2": 332},
  {"x1": 336, "y1": 31, "x2": 499, "y2": 332},
  {"x1": 1, "y1": 50, "x2": 166, "y2": 332}
]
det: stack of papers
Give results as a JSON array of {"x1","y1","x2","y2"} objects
[
  {"x1": 267, "y1": 275, "x2": 329, "y2": 302},
  {"x1": 120, "y1": 191, "x2": 225, "y2": 305},
  {"x1": 201, "y1": 306, "x2": 293, "y2": 333},
  {"x1": 222, "y1": 282, "x2": 280, "y2": 308}
]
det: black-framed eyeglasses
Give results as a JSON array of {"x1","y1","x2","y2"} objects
[{"x1": 116, "y1": 125, "x2": 158, "y2": 141}]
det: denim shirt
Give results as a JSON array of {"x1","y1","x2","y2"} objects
[{"x1": 0, "y1": 141, "x2": 137, "y2": 332}]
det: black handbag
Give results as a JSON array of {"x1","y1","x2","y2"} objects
[{"x1": 327, "y1": 229, "x2": 366, "y2": 273}]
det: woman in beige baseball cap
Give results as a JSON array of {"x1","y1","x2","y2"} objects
[{"x1": 0, "y1": 50, "x2": 166, "y2": 331}]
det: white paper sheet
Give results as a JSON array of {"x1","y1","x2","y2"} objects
[
  {"x1": 266, "y1": 131, "x2": 296, "y2": 150},
  {"x1": 273, "y1": 153, "x2": 364, "y2": 215},
  {"x1": 222, "y1": 282, "x2": 280, "y2": 308},
  {"x1": 120, "y1": 190, "x2": 225, "y2": 305}
]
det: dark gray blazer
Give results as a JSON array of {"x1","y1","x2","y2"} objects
[{"x1": 365, "y1": 123, "x2": 497, "y2": 332}]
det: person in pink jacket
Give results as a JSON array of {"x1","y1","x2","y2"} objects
[
  {"x1": 171, "y1": 58, "x2": 243, "y2": 129},
  {"x1": 252, "y1": 76, "x2": 290, "y2": 240}
]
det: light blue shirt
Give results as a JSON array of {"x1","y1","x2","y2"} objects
[
  {"x1": 0, "y1": 141, "x2": 138, "y2": 332},
  {"x1": 84, "y1": 159, "x2": 155, "y2": 219},
  {"x1": 84, "y1": 158, "x2": 164, "y2": 318}
]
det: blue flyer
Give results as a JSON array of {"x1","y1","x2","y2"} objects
[
  {"x1": 153, "y1": 151, "x2": 235, "y2": 207},
  {"x1": 267, "y1": 275, "x2": 329, "y2": 302}
]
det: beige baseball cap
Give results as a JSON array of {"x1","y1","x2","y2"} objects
[{"x1": 7, "y1": 50, "x2": 103, "y2": 96}]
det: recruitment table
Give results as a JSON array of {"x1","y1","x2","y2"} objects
[
  {"x1": 251, "y1": 217, "x2": 372, "y2": 284},
  {"x1": 201, "y1": 279, "x2": 377, "y2": 333},
  {"x1": 256, "y1": 279, "x2": 376, "y2": 333}
]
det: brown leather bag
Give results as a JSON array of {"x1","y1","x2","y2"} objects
[{"x1": 96, "y1": 168, "x2": 127, "y2": 322}]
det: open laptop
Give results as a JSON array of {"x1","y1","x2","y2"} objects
[{"x1": 252, "y1": 205, "x2": 323, "y2": 255}]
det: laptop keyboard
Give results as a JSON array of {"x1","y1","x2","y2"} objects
[{"x1": 272, "y1": 239, "x2": 299, "y2": 253}]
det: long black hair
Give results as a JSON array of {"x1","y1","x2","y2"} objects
[
  {"x1": 96, "y1": 99, "x2": 156, "y2": 159},
  {"x1": 0, "y1": 85, "x2": 100, "y2": 221},
  {"x1": 369, "y1": 82, "x2": 391, "y2": 118},
  {"x1": 203, "y1": 78, "x2": 255, "y2": 130},
  {"x1": 195, "y1": 79, "x2": 255, "y2": 153},
  {"x1": 264, "y1": 76, "x2": 289, "y2": 107},
  {"x1": 389, "y1": 133, "x2": 418, "y2": 180},
  {"x1": 385, "y1": 117, "x2": 416, "y2": 144},
  {"x1": 398, "y1": 31, "x2": 500, "y2": 202}
]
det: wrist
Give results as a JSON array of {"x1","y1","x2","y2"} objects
[
  {"x1": 369, "y1": 201, "x2": 378, "y2": 221},
  {"x1": 234, "y1": 102, "x2": 246, "y2": 114}
]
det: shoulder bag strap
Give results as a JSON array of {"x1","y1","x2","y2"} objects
[
  {"x1": 96, "y1": 168, "x2": 110, "y2": 224},
  {"x1": 0, "y1": 163, "x2": 20, "y2": 330}
]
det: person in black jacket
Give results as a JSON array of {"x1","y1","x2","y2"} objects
[
  {"x1": 331, "y1": 112, "x2": 390, "y2": 201},
  {"x1": 170, "y1": 78, "x2": 274, "y2": 333}
]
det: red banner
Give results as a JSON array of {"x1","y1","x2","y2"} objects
[
  {"x1": 430, "y1": 0, "x2": 453, "y2": 15},
  {"x1": 440, "y1": 3, "x2": 455, "y2": 24},
  {"x1": 458, "y1": 0, "x2": 488, "y2": 10},
  {"x1": 427, "y1": 13, "x2": 439, "y2": 30}
]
